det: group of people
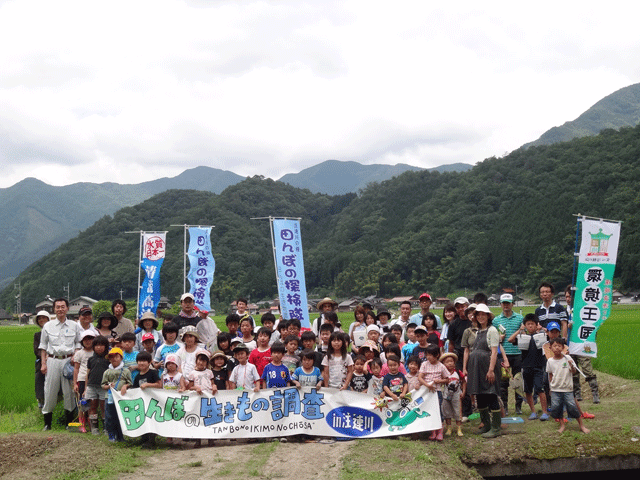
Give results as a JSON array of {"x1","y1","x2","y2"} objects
[{"x1": 33, "y1": 286, "x2": 596, "y2": 446}]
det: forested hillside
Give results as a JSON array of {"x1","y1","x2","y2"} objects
[{"x1": 3, "y1": 124, "x2": 640, "y2": 312}]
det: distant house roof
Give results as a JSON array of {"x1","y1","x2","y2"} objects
[
  {"x1": 0, "y1": 309, "x2": 12, "y2": 320},
  {"x1": 391, "y1": 296, "x2": 415, "y2": 303}
]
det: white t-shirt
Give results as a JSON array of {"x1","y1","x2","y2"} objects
[
  {"x1": 321, "y1": 354, "x2": 354, "y2": 388},
  {"x1": 546, "y1": 355, "x2": 576, "y2": 392},
  {"x1": 230, "y1": 363, "x2": 260, "y2": 390}
]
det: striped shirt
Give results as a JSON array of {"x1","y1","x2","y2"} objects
[{"x1": 535, "y1": 301, "x2": 568, "y2": 329}]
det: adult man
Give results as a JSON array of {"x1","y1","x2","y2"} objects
[
  {"x1": 565, "y1": 286, "x2": 600, "y2": 404},
  {"x1": 447, "y1": 296, "x2": 472, "y2": 420},
  {"x1": 77, "y1": 306, "x2": 99, "y2": 336},
  {"x1": 39, "y1": 298, "x2": 82, "y2": 430},
  {"x1": 410, "y1": 293, "x2": 442, "y2": 331},
  {"x1": 311, "y1": 297, "x2": 338, "y2": 336},
  {"x1": 493, "y1": 293, "x2": 524, "y2": 414},
  {"x1": 111, "y1": 299, "x2": 134, "y2": 342},
  {"x1": 391, "y1": 300, "x2": 413, "y2": 333},
  {"x1": 172, "y1": 293, "x2": 201, "y2": 330},
  {"x1": 235, "y1": 297, "x2": 256, "y2": 328},
  {"x1": 535, "y1": 283, "x2": 568, "y2": 338}
]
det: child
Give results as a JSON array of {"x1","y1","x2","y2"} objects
[
  {"x1": 211, "y1": 352, "x2": 231, "y2": 391},
  {"x1": 419, "y1": 344, "x2": 450, "y2": 441},
  {"x1": 440, "y1": 352, "x2": 466, "y2": 437},
  {"x1": 322, "y1": 332, "x2": 354, "y2": 389},
  {"x1": 361, "y1": 340, "x2": 380, "y2": 369},
  {"x1": 161, "y1": 354, "x2": 184, "y2": 445},
  {"x1": 282, "y1": 335, "x2": 301, "y2": 375},
  {"x1": 390, "y1": 324, "x2": 405, "y2": 348},
  {"x1": 381, "y1": 333, "x2": 398, "y2": 356},
  {"x1": 380, "y1": 343, "x2": 407, "y2": 376},
  {"x1": 162, "y1": 354, "x2": 185, "y2": 391},
  {"x1": 229, "y1": 344, "x2": 261, "y2": 392},
  {"x1": 85, "y1": 336, "x2": 110, "y2": 435},
  {"x1": 249, "y1": 327, "x2": 272, "y2": 377},
  {"x1": 292, "y1": 350, "x2": 323, "y2": 388},
  {"x1": 153, "y1": 322, "x2": 181, "y2": 375},
  {"x1": 300, "y1": 331, "x2": 325, "y2": 370},
  {"x1": 349, "y1": 355, "x2": 371, "y2": 393},
  {"x1": 405, "y1": 355, "x2": 422, "y2": 392},
  {"x1": 101, "y1": 347, "x2": 133, "y2": 442},
  {"x1": 349, "y1": 306, "x2": 368, "y2": 355},
  {"x1": 402, "y1": 323, "x2": 418, "y2": 366},
  {"x1": 422, "y1": 313, "x2": 441, "y2": 347},
  {"x1": 185, "y1": 349, "x2": 216, "y2": 395},
  {"x1": 546, "y1": 338, "x2": 590, "y2": 434},
  {"x1": 317, "y1": 323, "x2": 333, "y2": 354},
  {"x1": 119, "y1": 332, "x2": 139, "y2": 381},
  {"x1": 260, "y1": 313, "x2": 279, "y2": 345},
  {"x1": 287, "y1": 319, "x2": 302, "y2": 339},
  {"x1": 239, "y1": 318, "x2": 256, "y2": 351},
  {"x1": 135, "y1": 312, "x2": 163, "y2": 352},
  {"x1": 95, "y1": 311, "x2": 118, "y2": 345},
  {"x1": 508, "y1": 314, "x2": 549, "y2": 420},
  {"x1": 382, "y1": 355, "x2": 408, "y2": 402},
  {"x1": 73, "y1": 330, "x2": 96, "y2": 432},
  {"x1": 261, "y1": 341, "x2": 291, "y2": 389},
  {"x1": 225, "y1": 313, "x2": 241, "y2": 338},
  {"x1": 366, "y1": 324, "x2": 381, "y2": 346},
  {"x1": 121, "y1": 351, "x2": 162, "y2": 448},
  {"x1": 411, "y1": 325, "x2": 431, "y2": 365},
  {"x1": 367, "y1": 358, "x2": 384, "y2": 397},
  {"x1": 140, "y1": 332, "x2": 157, "y2": 357},
  {"x1": 176, "y1": 325, "x2": 201, "y2": 377}
]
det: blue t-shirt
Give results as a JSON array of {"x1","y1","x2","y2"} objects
[
  {"x1": 291, "y1": 366, "x2": 322, "y2": 387},
  {"x1": 262, "y1": 363, "x2": 291, "y2": 388},
  {"x1": 123, "y1": 350, "x2": 139, "y2": 381}
]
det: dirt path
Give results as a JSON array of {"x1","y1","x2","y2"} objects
[{"x1": 119, "y1": 439, "x2": 352, "y2": 480}]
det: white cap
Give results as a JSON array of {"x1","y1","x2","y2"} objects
[
  {"x1": 180, "y1": 293, "x2": 195, "y2": 301},
  {"x1": 500, "y1": 293, "x2": 513, "y2": 303},
  {"x1": 366, "y1": 324, "x2": 381, "y2": 334},
  {"x1": 453, "y1": 296, "x2": 469, "y2": 306}
]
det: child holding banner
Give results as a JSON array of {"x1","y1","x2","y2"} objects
[{"x1": 229, "y1": 344, "x2": 261, "y2": 392}]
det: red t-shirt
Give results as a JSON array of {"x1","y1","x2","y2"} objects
[{"x1": 249, "y1": 347, "x2": 272, "y2": 377}]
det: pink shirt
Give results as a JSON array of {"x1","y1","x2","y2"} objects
[{"x1": 419, "y1": 360, "x2": 449, "y2": 384}]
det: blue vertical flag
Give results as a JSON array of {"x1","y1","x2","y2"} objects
[
  {"x1": 139, "y1": 232, "x2": 167, "y2": 316},
  {"x1": 187, "y1": 227, "x2": 215, "y2": 312},
  {"x1": 272, "y1": 219, "x2": 310, "y2": 329}
]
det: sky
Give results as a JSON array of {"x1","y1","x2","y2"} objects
[{"x1": 1, "y1": 0, "x2": 639, "y2": 188}]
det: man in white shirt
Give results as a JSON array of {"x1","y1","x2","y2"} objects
[{"x1": 39, "y1": 298, "x2": 82, "y2": 430}]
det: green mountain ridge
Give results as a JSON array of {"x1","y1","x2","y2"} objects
[{"x1": 4, "y1": 124, "x2": 640, "y2": 312}]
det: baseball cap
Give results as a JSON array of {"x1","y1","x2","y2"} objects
[
  {"x1": 180, "y1": 293, "x2": 195, "y2": 301},
  {"x1": 454, "y1": 296, "x2": 469, "y2": 306},
  {"x1": 419, "y1": 293, "x2": 433, "y2": 301},
  {"x1": 500, "y1": 294, "x2": 513, "y2": 303},
  {"x1": 546, "y1": 321, "x2": 561, "y2": 332}
]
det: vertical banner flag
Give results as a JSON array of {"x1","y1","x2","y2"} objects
[
  {"x1": 187, "y1": 227, "x2": 215, "y2": 312},
  {"x1": 272, "y1": 219, "x2": 310, "y2": 329},
  {"x1": 139, "y1": 232, "x2": 167, "y2": 316},
  {"x1": 569, "y1": 218, "x2": 621, "y2": 357}
]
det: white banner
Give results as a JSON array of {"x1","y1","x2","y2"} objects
[{"x1": 113, "y1": 386, "x2": 441, "y2": 439}]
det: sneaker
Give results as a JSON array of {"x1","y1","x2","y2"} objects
[
  {"x1": 528, "y1": 412, "x2": 537, "y2": 420},
  {"x1": 540, "y1": 413, "x2": 549, "y2": 421},
  {"x1": 461, "y1": 416, "x2": 469, "y2": 423},
  {"x1": 515, "y1": 408, "x2": 523, "y2": 415},
  {"x1": 42, "y1": 425, "x2": 51, "y2": 431},
  {"x1": 581, "y1": 412, "x2": 595, "y2": 419}
]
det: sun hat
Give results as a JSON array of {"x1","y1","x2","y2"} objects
[{"x1": 179, "y1": 325, "x2": 200, "y2": 341}]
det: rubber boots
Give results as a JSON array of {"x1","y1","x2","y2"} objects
[
  {"x1": 590, "y1": 379, "x2": 600, "y2": 404},
  {"x1": 90, "y1": 415, "x2": 100, "y2": 435},
  {"x1": 481, "y1": 410, "x2": 502, "y2": 438},
  {"x1": 478, "y1": 408, "x2": 491, "y2": 434}
]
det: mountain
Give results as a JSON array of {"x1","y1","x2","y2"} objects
[
  {"x1": 0, "y1": 168, "x2": 244, "y2": 290},
  {"x1": 278, "y1": 160, "x2": 471, "y2": 194},
  {"x1": 523, "y1": 83, "x2": 640, "y2": 148},
  {"x1": 5, "y1": 122, "x2": 640, "y2": 313}
]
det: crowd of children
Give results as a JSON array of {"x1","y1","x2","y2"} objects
[{"x1": 63, "y1": 294, "x2": 592, "y2": 448}]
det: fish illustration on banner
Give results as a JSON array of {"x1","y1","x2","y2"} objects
[{"x1": 139, "y1": 232, "x2": 166, "y2": 316}]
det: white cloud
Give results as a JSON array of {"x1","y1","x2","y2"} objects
[{"x1": 0, "y1": 0, "x2": 637, "y2": 187}]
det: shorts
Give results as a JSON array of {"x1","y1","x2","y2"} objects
[
  {"x1": 550, "y1": 391, "x2": 580, "y2": 419},
  {"x1": 522, "y1": 367, "x2": 544, "y2": 395},
  {"x1": 84, "y1": 385, "x2": 107, "y2": 401}
]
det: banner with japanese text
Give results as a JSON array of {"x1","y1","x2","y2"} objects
[
  {"x1": 569, "y1": 218, "x2": 621, "y2": 357},
  {"x1": 113, "y1": 386, "x2": 440, "y2": 439},
  {"x1": 138, "y1": 232, "x2": 167, "y2": 317},
  {"x1": 187, "y1": 227, "x2": 215, "y2": 312},
  {"x1": 272, "y1": 219, "x2": 310, "y2": 329}
]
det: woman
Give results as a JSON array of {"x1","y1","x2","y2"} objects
[
  {"x1": 33, "y1": 311, "x2": 50, "y2": 409},
  {"x1": 466, "y1": 303, "x2": 502, "y2": 438},
  {"x1": 349, "y1": 306, "x2": 368, "y2": 354}
]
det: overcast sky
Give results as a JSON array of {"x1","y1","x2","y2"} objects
[{"x1": 1, "y1": 0, "x2": 638, "y2": 188}]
